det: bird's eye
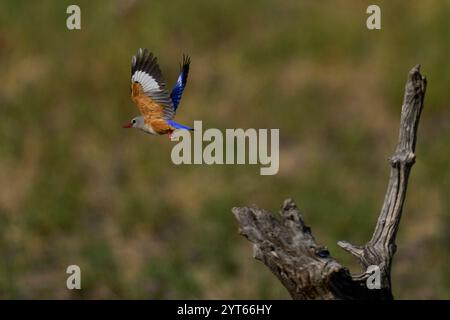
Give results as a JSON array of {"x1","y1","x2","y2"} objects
[{"x1": 132, "y1": 120, "x2": 136, "y2": 124}]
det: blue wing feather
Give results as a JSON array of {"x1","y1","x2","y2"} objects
[
  {"x1": 170, "y1": 54, "x2": 190, "y2": 111},
  {"x1": 167, "y1": 119, "x2": 193, "y2": 131}
]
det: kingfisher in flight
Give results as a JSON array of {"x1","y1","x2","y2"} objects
[{"x1": 123, "y1": 48, "x2": 192, "y2": 139}]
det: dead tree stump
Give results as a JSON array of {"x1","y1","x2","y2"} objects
[{"x1": 232, "y1": 65, "x2": 427, "y2": 300}]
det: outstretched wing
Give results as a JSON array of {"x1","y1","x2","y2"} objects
[
  {"x1": 170, "y1": 54, "x2": 190, "y2": 111},
  {"x1": 130, "y1": 48, "x2": 175, "y2": 120}
]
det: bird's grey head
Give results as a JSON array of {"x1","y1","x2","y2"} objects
[{"x1": 123, "y1": 116, "x2": 145, "y2": 129}]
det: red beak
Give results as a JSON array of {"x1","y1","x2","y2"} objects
[{"x1": 123, "y1": 122, "x2": 132, "y2": 128}]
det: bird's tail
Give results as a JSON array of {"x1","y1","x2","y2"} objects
[{"x1": 167, "y1": 119, "x2": 193, "y2": 131}]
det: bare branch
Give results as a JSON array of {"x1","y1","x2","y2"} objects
[{"x1": 338, "y1": 64, "x2": 427, "y2": 289}]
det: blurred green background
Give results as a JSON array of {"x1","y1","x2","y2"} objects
[{"x1": 0, "y1": 0, "x2": 449, "y2": 299}]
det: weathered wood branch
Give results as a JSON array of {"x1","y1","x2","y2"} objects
[{"x1": 232, "y1": 65, "x2": 427, "y2": 300}]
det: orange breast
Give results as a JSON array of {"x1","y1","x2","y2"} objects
[{"x1": 148, "y1": 119, "x2": 174, "y2": 135}]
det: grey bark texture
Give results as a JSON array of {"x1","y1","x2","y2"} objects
[{"x1": 232, "y1": 65, "x2": 427, "y2": 300}]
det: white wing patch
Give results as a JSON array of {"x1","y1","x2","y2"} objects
[
  {"x1": 176, "y1": 74, "x2": 183, "y2": 86},
  {"x1": 132, "y1": 71, "x2": 160, "y2": 92},
  {"x1": 130, "y1": 48, "x2": 176, "y2": 119}
]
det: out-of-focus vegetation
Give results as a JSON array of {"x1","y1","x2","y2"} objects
[{"x1": 0, "y1": 0, "x2": 449, "y2": 299}]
